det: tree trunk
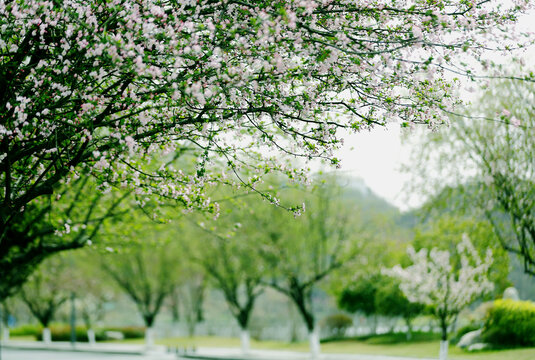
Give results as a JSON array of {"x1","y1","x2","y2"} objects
[
  {"x1": 240, "y1": 329, "x2": 250, "y2": 354},
  {"x1": 439, "y1": 340, "x2": 449, "y2": 360},
  {"x1": 439, "y1": 314, "x2": 449, "y2": 360},
  {"x1": 405, "y1": 317, "x2": 412, "y2": 341},
  {"x1": 308, "y1": 326, "x2": 320, "y2": 358},
  {"x1": 42, "y1": 327, "x2": 51, "y2": 344},
  {"x1": 291, "y1": 287, "x2": 318, "y2": 356},
  {"x1": 87, "y1": 328, "x2": 96, "y2": 345},
  {"x1": 170, "y1": 288, "x2": 180, "y2": 323},
  {"x1": 440, "y1": 315, "x2": 448, "y2": 341},
  {"x1": 145, "y1": 327, "x2": 154, "y2": 349}
]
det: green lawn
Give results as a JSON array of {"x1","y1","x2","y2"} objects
[
  {"x1": 104, "y1": 335, "x2": 535, "y2": 360},
  {"x1": 4, "y1": 335, "x2": 35, "y2": 341},
  {"x1": 11, "y1": 334, "x2": 535, "y2": 360}
]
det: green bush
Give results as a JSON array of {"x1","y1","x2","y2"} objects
[
  {"x1": 11, "y1": 323, "x2": 144, "y2": 341},
  {"x1": 9, "y1": 324, "x2": 42, "y2": 337},
  {"x1": 321, "y1": 314, "x2": 353, "y2": 337},
  {"x1": 103, "y1": 326, "x2": 145, "y2": 339},
  {"x1": 482, "y1": 299, "x2": 535, "y2": 347},
  {"x1": 35, "y1": 325, "x2": 106, "y2": 342},
  {"x1": 321, "y1": 331, "x2": 441, "y2": 344},
  {"x1": 363, "y1": 331, "x2": 441, "y2": 344}
]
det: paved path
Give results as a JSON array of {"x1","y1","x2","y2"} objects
[
  {"x1": 2, "y1": 348, "x2": 173, "y2": 360},
  {"x1": 188, "y1": 347, "x2": 435, "y2": 360},
  {"x1": 1, "y1": 340, "x2": 167, "y2": 355},
  {"x1": 1, "y1": 341, "x2": 436, "y2": 360}
]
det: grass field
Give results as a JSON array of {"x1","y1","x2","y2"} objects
[
  {"x1": 9, "y1": 333, "x2": 535, "y2": 360},
  {"x1": 100, "y1": 335, "x2": 535, "y2": 360}
]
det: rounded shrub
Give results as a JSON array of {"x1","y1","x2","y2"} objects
[
  {"x1": 321, "y1": 313, "x2": 353, "y2": 337},
  {"x1": 103, "y1": 326, "x2": 145, "y2": 339},
  {"x1": 482, "y1": 299, "x2": 535, "y2": 347}
]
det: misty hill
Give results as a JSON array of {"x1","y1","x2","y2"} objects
[{"x1": 343, "y1": 177, "x2": 417, "y2": 231}]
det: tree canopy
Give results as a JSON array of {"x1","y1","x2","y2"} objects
[
  {"x1": 2, "y1": 0, "x2": 530, "y2": 218},
  {"x1": 412, "y1": 215, "x2": 511, "y2": 295},
  {"x1": 405, "y1": 77, "x2": 535, "y2": 276},
  {"x1": 384, "y1": 235, "x2": 494, "y2": 343},
  {"x1": 1, "y1": 0, "x2": 531, "y2": 296}
]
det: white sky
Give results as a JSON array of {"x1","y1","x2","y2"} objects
[{"x1": 326, "y1": 125, "x2": 416, "y2": 211}]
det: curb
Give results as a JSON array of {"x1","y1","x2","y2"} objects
[
  {"x1": 1, "y1": 341, "x2": 157, "y2": 356},
  {"x1": 1, "y1": 343, "x2": 437, "y2": 360}
]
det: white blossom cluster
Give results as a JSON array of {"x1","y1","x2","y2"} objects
[
  {"x1": 384, "y1": 234, "x2": 494, "y2": 315},
  {"x1": 0, "y1": 0, "x2": 531, "y2": 218}
]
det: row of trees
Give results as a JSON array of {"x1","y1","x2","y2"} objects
[
  {"x1": 3, "y1": 176, "x2": 391, "y2": 354},
  {"x1": 5, "y1": 175, "x2": 515, "y2": 359},
  {"x1": 108, "y1": 177, "x2": 371, "y2": 355}
]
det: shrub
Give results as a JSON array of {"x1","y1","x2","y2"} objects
[
  {"x1": 9, "y1": 324, "x2": 42, "y2": 337},
  {"x1": 12, "y1": 323, "x2": 144, "y2": 341},
  {"x1": 103, "y1": 326, "x2": 145, "y2": 339},
  {"x1": 321, "y1": 331, "x2": 441, "y2": 344},
  {"x1": 363, "y1": 331, "x2": 441, "y2": 344},
  {"x1": 482, "y1": 299, "x2": 535, "y2": 347},
  {"x1": 321, "y1": 314, "x2": 353, "y2": 337},
  {"x1": 35, "y1": 325, "x2": 106, "y2": 342}
]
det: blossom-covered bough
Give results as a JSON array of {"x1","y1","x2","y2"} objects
[
  {"x1": 384, "y1": 234, "x2": 494, "y2": 360},
  {"x1": 0, "y1": 0, "x2": 531, "y2": 298}
]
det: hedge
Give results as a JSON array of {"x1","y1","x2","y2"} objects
[
  {"x1": 10, "y1": 324, "x2": 145, "y2": 341},
  {"x1": 103, "y1": 326, "x2": 145, "y2": 339},
  {"x1": 482, "y1": 299, "x2": 535, "y2": 347},
  {"x1": 9, "y1": 324, "x2": 42, "y2": 337},
  {"x1": 35, "y1": 325, "x2": 107, "y2": 342}
]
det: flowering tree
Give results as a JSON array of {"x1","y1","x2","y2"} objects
[
  {"x1": 384, "y1": 234, "x2": 494, "y2": 360},
  {"x1": 0, "y1": 1, "x2": 530, "y2": 294},
  {"x1": 405, "y1": 76, "x2": 535, "y2": 276}
]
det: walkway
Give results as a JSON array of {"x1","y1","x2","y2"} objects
[
  {"x1": 187, "y1": 347, "x2": 435, "y2": 360},
  {"x1": 1, "y1": 341, "x2": 435, "y2": 360}
]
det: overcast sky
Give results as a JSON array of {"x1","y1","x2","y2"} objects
[{"x1": 326, "y1": 125, "x2": 416, "y2": 211}]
